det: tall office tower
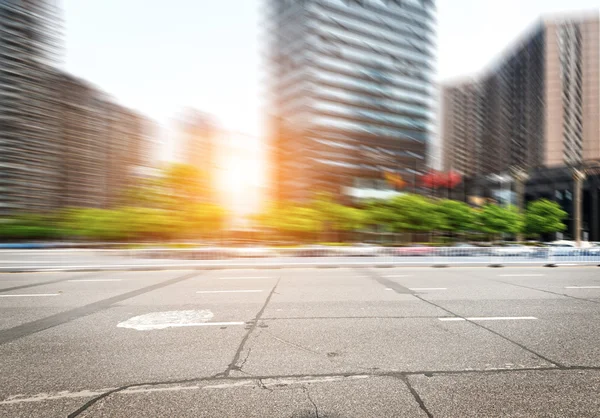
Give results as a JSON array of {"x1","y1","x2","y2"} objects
[
  {"x1": 267, "y1": 0, "x2": 436, "y2": 203},
  {"x1": 441, "y1": 79, "x2": 483, "y2": 177},
  {"x1": 442, "y1": 12, "x2": 600, "y2": 176},
  {"x1": 0, "y1": 0, "x2": 62, "y2": 215}
]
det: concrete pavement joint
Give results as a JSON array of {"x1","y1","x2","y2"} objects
[
  {"x1": 0, "y1": 271, "x2": 203, "y2": 346},
  {"x1": 42, "y1": 366, "x2": 600, "y2": 416}
]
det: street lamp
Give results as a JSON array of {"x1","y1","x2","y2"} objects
[
  {"x1": 509, "y1": 166, "x2": 529, "y2": 242},
  {"x1": 571, "y1": 167, "x2": 586, "y2": 247},
  {"x1": 568, "y1": 160, "x2": 600, "y2": 247}
]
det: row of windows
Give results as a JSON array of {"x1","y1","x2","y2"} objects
[
  {"x1": 314, "y1": 101, "x2": 429, "y2": 130},
  {"x1": 310, "y1": 47, "x2": 429, "y2": 84},
  {"x1": 315, "y1": 18, "x2": 433, "y2": 64},
  {"x1": 315, "y1": 30, "x2": 432, "y2": 72},
  {"x1": 315, "y1": 87, "x2": 432, "y2": 118},
  {"x1": 317, "y1": 11, "x2": 435, "y2": 56},
  {"x1": 317, "y1": 0, "x2": 435, "y2": 37},
  {"x1": 323, "y1": 0, "x2": 434, "y2": 22},
  {"x1": 314, "y1": 70, "x2": 431, "y2": 104},
  {"x1": 311, "y1": 116, "x2": 428, "y2": 141},
  {"x1": 314, "y1": 52, "x2": 430, "y2": 88}
]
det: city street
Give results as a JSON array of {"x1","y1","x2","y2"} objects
[{"x1": 1, "y1": 267, "x2": 600, "y2": 417}]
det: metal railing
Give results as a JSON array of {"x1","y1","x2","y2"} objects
[{"x1": 0, "y1": 246, "x2": 599, "y2": 269}]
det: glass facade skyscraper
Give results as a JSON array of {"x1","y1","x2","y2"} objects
[{"x1": 267, "y1": 0, "x2": 436, "y2": 202}]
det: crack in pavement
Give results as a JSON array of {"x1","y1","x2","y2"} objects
[
  {"x1": 6, "y1": 366, "x2": 600, "y2": 411},
  {"x1": 362, "y1": 268, "x2": 565, "y2": 369},
  {"x1": 215, "y1": 277, "x2": 281, "y2": 379},
  {"x1": 0, "y1": 272, "x2": 103, "y2": 293},
  {"x1": 0, "y1": 271, "x2": 203, "y2": 346},
  {"x1": 494, "y1": 279, "x2": 600, "y2": 305},
  {"x1": 302, "y1": 385, "x2": 320, "y2": 418},
  {"x1": 397, "y1": 374, "x2": 433, "y2": 418}
]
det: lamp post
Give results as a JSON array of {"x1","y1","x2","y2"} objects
[
  {"x1": 571, "y1": 167, "x2": 586, "y2": 247},
  {"x1": 510, "y1": 167, "x2": 529, "y2": 242}
]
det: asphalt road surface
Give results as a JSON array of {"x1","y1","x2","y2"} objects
[{"x1": 1, "y1": 267, "x2": 600, "y2": 417}]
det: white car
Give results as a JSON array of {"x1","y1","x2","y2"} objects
[
  {"x1": 342, "y1": 243, "x2": 382, "y2": 257},
  {"x1": 492, "y1": 244, "x2": 535, "y2": 257}
]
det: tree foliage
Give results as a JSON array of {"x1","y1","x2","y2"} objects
[
  {"x1": 436, "y1": 200, "x2": 476, "y2": 233},
  {"x1": 477, "y1": 204, "x2": 524, "y2": 236},
  {"x1": 525, "y1": 199, "x2": 567, "y2": 237}
]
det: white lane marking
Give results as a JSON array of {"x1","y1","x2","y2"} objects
[
  {"x1": 410, "y1": 288, "x2": 447, "y2": 291},
  {"x1": 498, "y1": 274, "x2": 545, "y2": 277},
  {"x1": 116, "y1": 310, "x2": 243, "y2": 330},
  {"x1": 0, "y1": 375, "x2": 370, "y2": 405},
  {"x1": 196, "y1": 290, "x2": 263, "y2": 294},
  {"x1": 565, "y1": 286, "x2": 600, "y2": 289},
  {"x1": 68, "y1": 279, "x2": 123, "y2": 282},
  {"x1": 218, "y1": 277, "x2": 271, "y2": 280},
  {"x1": 439, "y1": 316, "x2": 537, "y2": 322},
  {"x1": 385, "y1": 288, "x2": 393, "y2": 291},
  {"x1": 385, "y1": 275, "x2": 412, "y2": 278},
  {"x1": 0, "y1": 293, "x2": 60, "y2": 298}
]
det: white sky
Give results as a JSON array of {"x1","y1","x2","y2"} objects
[{"x1": 63, "y1": 0, "x2": 599, "y2": 146}]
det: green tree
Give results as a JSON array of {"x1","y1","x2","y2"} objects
[
  {"x1": 525, "y1": 199, "x2": 567, "y2": 238},
  {"x1": 388, "y1": 194, "x2": 444, "y2": 233},
  {"x1": 436, "y1": 200, "x2": 476, "y2": 234},
  {"x1": 311, "y1": 194, "x2": 366, "y2": 239},
  {"x1": 163, "y1": 163, "x2": 207, "y2": 207},
  {"x1": 477, "y1": 204, "x2": 524, "y2": 238}
]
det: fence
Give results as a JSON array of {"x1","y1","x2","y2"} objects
[{"x1": 0, "y1": 246, "x2": 599, "y2": 270}]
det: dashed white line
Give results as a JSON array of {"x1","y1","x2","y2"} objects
[
  {"x1": 565, "y1": 286, "x2": 600, "y2": 289},
  {"x1": 68, "y1": 279, "x2": 123, "y2": 282},
  {"x1": 410, "y1": 288, "x2": 447, "y2": 291},
  {"x1": 498, "y1": 274, "x2": 545, "y2": 277},
  {"x1": 0, "y1": 293, "x2": 61, "y2": 298},
  {"x1": 385, "y1": 275, "x2": 412, "y2": 278},
  {"x1": 218, "y1": 277, "x2": 271, "y2": 280},
  {"x1": 439, "y1": 316, "x2": 537, "y2": 322},
  {"x1": 196, "y1": 290, "x2": 263, "y2": 294}
]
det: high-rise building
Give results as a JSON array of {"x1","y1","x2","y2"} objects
[
  {"x1": 0, "y1": 0, "x2": 62, "y2": 215},
  {"x1": 442, "y1": 12, "x2": 600, "y2": 177},
  {"x1": 441, "y1": 79, "x2": 483, "y2": 177},
  {"x1": 267, "y1": 0, "x2": 437, "y2": 203}
]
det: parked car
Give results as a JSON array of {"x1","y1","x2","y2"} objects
[
  {"x1": 342, "y1": 243, "x2": 382, "y2": 257},
  {"x1": 547, "y1": 243, "x2": 579, "y2": 257},
  {"x1": 393, "y1": 245, "x2": 434, "y2": 257},
  {"x1": 491, "y1": 244, "x2": 535, "y2": 257},
  {"x1": 293, "y1": 245, "x2": 334, "y2": 257},
  {"x1": 450, "y1": 243, "x2": 486, "y2": 256},
  {"x1": 232, "y1": 246, "x2": 276, "y2": 258}
]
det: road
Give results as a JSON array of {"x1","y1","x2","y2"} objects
[{"x1": 1, "y1": 267, "x2": 600, "y2": 417}]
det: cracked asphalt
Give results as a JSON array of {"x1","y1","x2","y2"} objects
[{"x1": 1, "y1": 266, "x2": 600, "y2": 417}]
